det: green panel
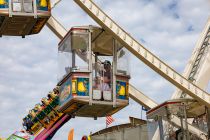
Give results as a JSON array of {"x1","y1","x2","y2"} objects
[
  {"x1": 37, "y1": 111, "x2": 45, "y2": 120},
  {"x1": 50, "y1": 99, "x2": 58, "y2": 108},
  {"x1": 7, "y1": 135, "x2": 25, "y2": 140},
  {"x1": 44, "y1": 106, "x2": 52, "y2": 114},
  {"x1": 32, "y1": 117, "x2": 38, "y2": 123}
]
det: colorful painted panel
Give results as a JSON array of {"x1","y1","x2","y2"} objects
[
  {"x1": 7, "y1": 135, "x2": 26, "y2": 140},
  {"x1": 0, "y1": 0, "x2": 8, "y2": 8},
  {"x1": 77, "y1": 78, "x2": 89, "y2": 96},
  {"x1": 59, "y1": 78, "x2": 71, "y2": 106},
  {"x1": 116, "y1": 81, "x2": 127, "y2": 99},
  {"x1": 36, "y1": 0, "x2": 50, "y2": 11},
  {"x1": 8, "y1": 131, "x2": 34, "y2": 140}
]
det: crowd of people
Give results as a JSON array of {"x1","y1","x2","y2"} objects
[{"x1": 22, "y1": 87, "x2": 60, "y2": 134}]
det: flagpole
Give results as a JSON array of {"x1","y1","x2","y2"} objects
[{"x1": 141, "y1": 106, "x2": 143, "y2": 119}]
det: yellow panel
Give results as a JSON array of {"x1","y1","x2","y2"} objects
[
  {"x1": 78, "y1": 81, "x2": 86, "y2": 92},
  {"x1": 72, "y1": 80, "x2": 77, "y2": 94},
  {"x1": 0, "y1": 0, "x2": 6, "y2": 5},
  {"x1": 118, "y1": 85, "x2": 125, "y2": 96},
  {"x1": 40, "y1": 0, "x2": 48, "y2": 7}
]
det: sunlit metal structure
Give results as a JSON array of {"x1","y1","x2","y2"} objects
[{"x1": 1, "y1": 0, "x2": 209, "y2": 139}]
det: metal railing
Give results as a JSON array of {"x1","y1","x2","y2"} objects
[
  {"x1": 7, "y1": 0, "x2": 50, "y2": 17},
  {"x1": 8, "y1": 0, "x2": 37, "y2": 17}
]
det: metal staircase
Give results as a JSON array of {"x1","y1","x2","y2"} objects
[
  {"x1": 180, "y1": 25, "x2": 210, "y2": 98},
  {"x1": 188, "y1": 27, "x2": 210, "y2": 82}
]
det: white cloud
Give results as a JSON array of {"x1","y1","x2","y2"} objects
[{"x1": 0, "y1": 0, "x2": 209, "y2": 139}]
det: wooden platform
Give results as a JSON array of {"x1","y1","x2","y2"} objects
[
  {"x1": 58, "y1": 96, "x2": 128, "y2": 117},
  {"x1": 0, "y1": 15, "x2": 49, "y2": 36}
]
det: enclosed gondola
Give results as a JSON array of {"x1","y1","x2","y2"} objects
[
  {"x1": 0, "y1": 0, "x2": 51, "y2": 37},
  {"x1": 57, "y1": 25, "x2": 130, "y2": 118}
]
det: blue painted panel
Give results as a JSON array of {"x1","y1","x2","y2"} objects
[
  {"x1": 36, "y1": 0, "x2": 49, "y2": 11},
  {"x1": 0, "y1": 0, "x2": 9, "y2": 8},
  {"x1": 116, "y1": 81, "x2": 127, "y2": 99},
  {"x1": 77, "y1": 78, "x2": 89, "y2": 96}
]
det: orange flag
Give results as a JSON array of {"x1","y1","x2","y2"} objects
[{"x1": 68, "y1": 128, "x2": 74, "y2": 140}]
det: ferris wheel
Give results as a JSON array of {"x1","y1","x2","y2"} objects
[{"x1": 0, "y1": 0, "x2": 210, "y2": 140}]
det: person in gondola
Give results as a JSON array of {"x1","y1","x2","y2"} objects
[
  {"x1": 102, "y1": 60, "x2": 111, "y2": 89},
  {"x1": 53, "y1": 87, "x2": 59, "y2": 95},
  {"x1": 94, "y1": 60, "x2": 111, "y2": 91},
  {"x1": 23, "y1": 117, "x2": 33, "y2": 132},
  {"x1": 48, "y1": 91, "x2": 57, "y2": 100},
  {"x1": 93, "y1": 60, "x2": 111, "y2": 100}
]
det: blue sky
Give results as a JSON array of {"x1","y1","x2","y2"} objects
[{"x1": 0, "y1": 0, "x2": 209, "y2": 139}]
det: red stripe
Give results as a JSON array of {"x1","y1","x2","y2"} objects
[{"x1": 106, "y1": 116, "x2": 114, "y2": 125}]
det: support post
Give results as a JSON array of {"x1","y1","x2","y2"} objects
[
  {"x1": 206, "y1": 107, "x2": 210, "y2": 139},
  {"x1": 183, "y1": 103, "x2": 190, "y2": 140},
  {"x1": 72, "y1": 50, "x2": 76, "y2": 68},
  {"x1": 33, "y1": 0, "x2": 37, "y2": 18},
  {"x1": 158, "y1": 116, "x2": 164, "y2": 140},
  {"x1": 112, "y1": 39, "x2": 117, "y2": 107},
  {"x1": 88, "y1": 31, "x2": 93, "y2": 105},
  {"x1": 8, "y1": 0, "x2": 12, "y2": 17}
]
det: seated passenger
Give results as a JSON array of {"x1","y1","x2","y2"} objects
[
  {"x1": 29, "y1": 109, "x2": 37, "y2": 118},
  {"x1": 23, "y1": 117, "x2": 33, "y2": 132},
  {"x1": 94, "y1": 76, "x2": 110, "y2": 91},
  {"x1": 41, "y1": 97, "x2": 50, "y2": 106},
  {"x1": 48, "y1": 91, "x2": 57, "y2": 100},
  {"x1": 23, "y1": 118, "x2": 29, "y2": 131},
  {"x1": 94, "y1": 60, "x2": 112, "y2": 91},
  {"x1": 102, "y1": 60, "x2": 111, "y2": 90},
  {"x1": 103, "y1": 60, "x2": 111, "y2": 86},
  {"x1": 53, "y1": 87, "x2": 59, "y2": 95},
  {"x1": 35, "y1": 104, "x2": 44, "y2": 112}
]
